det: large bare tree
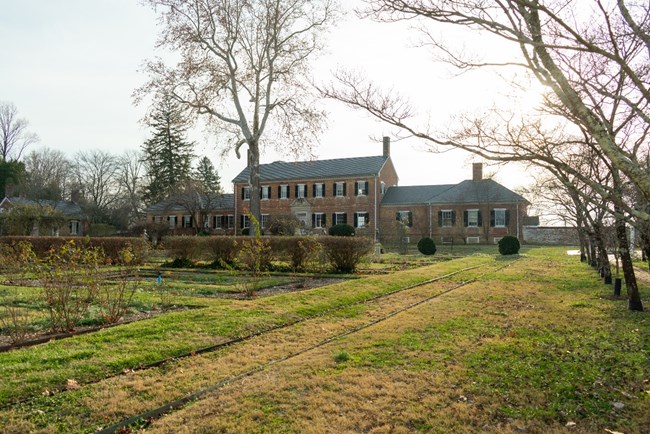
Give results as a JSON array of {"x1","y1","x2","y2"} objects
[
  {"x1": 23, "y1": 147, "x2": 71, "y2": 201},
  {"x1": 0, "y1": 102, "x2": 38, "y2": 162},
  {"x1": 322, "y1": 0, "x2": 650, "y2": 219},
  {"x1": 137, "y1": 0, "x2": 336, "y2": 227},
  {"x1": 70, "y1": 150, "x2": 121, "y2": 222}
]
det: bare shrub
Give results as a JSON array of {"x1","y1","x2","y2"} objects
[
  {"x1": 99, "y1": 246, "x2": 141, "y2": 324},
  {"x1": 320, "y1": 236, "x2": 374, "y2": 273},
  {"x1": 37, "y1": 241, "x2": 104, "y2": 332}
]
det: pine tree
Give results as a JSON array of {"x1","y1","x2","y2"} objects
[
  {"x1": 141, "y1": 96, "x2": 195, "y2": 205},
  {"x1": 193, "y1": 156, "x2": 222, "y2": 193}
]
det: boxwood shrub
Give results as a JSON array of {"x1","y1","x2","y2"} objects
[
  {"x1": 498, "y1": 235, "x2": 521, "y2": 255},
  {"x1": 328, "y1": 224, "x2": 355, "y2": 237},
  {"x1": 417, "y1": 237, "x2": 437, "y2": 255}
]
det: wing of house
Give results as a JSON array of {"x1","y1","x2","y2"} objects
[
  {"x1": 144, "y1": 193, "x2": 235, "y2": 234},
  {"x1": 379, "y1": 164, "x2": 530, "y2": 245}
]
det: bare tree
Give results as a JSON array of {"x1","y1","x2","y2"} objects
[
  {"x1": 136, "y1": 0, "x2": 335, "y2": 227},
  {"x1": 71, "y1": 150, "x2": 121, "y2": 222},
  {"x1": 117, "y1": 150, "x2": 146, "y2": 226},
  {"x1": 23, "y1": 147, "x2": 71, "y2": 201},
  {"x1": 0, "y1": 102, "x2": 38, "y2": 162},
  {"x1": 322, "y1": 0, "x2": 650, "y2": 219}
]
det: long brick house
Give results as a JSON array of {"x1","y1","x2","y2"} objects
[{"x1": 144, "y1": 138, "x2": 531, "y2": 244}]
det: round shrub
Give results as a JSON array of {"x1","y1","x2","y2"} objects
[
  {"x1": 417, "y1": 237, "x2": 437, "y2": 255},
  {"x1": 328, "y1": 224, "x2": 355, "y2": 237},
  {"x1": 498, "y1": 235, "x2": 520, "y2": 255}
]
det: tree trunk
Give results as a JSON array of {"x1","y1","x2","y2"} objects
[
  {"x1": 247, "y1": 141, "x2": 261, "y2": 236},
  {"x1": 615, "y1": 208, "x2": 643, "y2": 311},
  {"x1": 593, "y1": 224, "x2": 611, "y2": 280}
]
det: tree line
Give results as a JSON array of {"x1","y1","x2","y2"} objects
[{"x1": 0, "y1": 99, "x2": 222, "y2": 232}]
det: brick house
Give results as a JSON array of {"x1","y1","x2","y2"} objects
[
  {"x1": 379, "y1": 163, "x2": 529, "y2": 245},
  {"x1": 232, "y1": 137, "x2": 398, "y2": 238},
  {"x1": 144, "y1": 139, "x2": 531, "y2": 244}
]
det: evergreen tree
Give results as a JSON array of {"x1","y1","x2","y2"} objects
[
  {"x1": 193, "y1": 156, "x2": 222, "y2": 193},
  {"x1": 141, "y1": 95, "x2": 195, "y2": 205}
]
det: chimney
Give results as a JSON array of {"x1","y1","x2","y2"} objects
[
  {"x1": 472, "y1": 163, "x2": 483, "y2": 181},
  {"x1": 383, "y1": 136, "x2": 390, "y2": 157}
]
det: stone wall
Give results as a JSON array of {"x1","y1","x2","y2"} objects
[{"x1": 522, "y1": 226, "x2": 580, "y2": 245}]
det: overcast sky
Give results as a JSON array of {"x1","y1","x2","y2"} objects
[{"x1": 0, "y1": 0, "x2": 535, "y2": 193}]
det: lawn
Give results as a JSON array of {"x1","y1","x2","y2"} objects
[{"x1": 1, "y1": 245, "x2": 649, "y2": 433}]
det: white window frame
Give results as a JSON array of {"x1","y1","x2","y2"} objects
[
  {"x1": 226, "y1": 215, "x2": 234, "y2": 229},
  {"x1": 356, "y1": 180, "x2": 367, "y2": 196},
  {"x1": 335, "y1": 182, "x2": 345, "y2": 197},
  {"x1": 261, "y1": 214, "x2": 269, "y2": 229},
  {"x1": 467, "y1": 209, "x2": 479, "y2": 227},
  {"x1": 494, "y1": 208, "x2": 507, "y2": 227},
  {"x1": 280, "y1": 185, "x2": 289, "y2": 199},
  {"x1": 314, "y1": 183, "x2": 324, "y2": 198},
  {"x1": 261, "y1": 185, "x2": 270, "y2": 200},
  {"x1": 183, "y1": 215, "x2": 192, "y2": 228},
  {"x1": 242, "y1": 215, "x2": 250, "y2": 229},
  {"x1": 297, "y1": 184, "x2": 306, "y2": 199},
  {"x1": 168, "y1": 215, "x2": 176, "y2": 229},
  {"x1": 243, "y1": 187, "x2": 251, "y2": 201},
  {"x1": 334, "y1": 212, "x2": 346, "y2": 225},
  {"x1": 154, "y1": 215, "x2": 162, "y2": 224},
  {"x1": 493, "y1": 237, "x2": 503, "y2": 244},
  {"x1": 441, "y1": 209, "x2": 453, "y2": 227},
  {"x1": 69, "y1": 220, "x2": 80, "y2": 235},
  {"x1": 355, "y1": 212, "x2": 367, "y2": 228},
  {"x1": 380, "y1": 181, "x2": 386, "y2": 195},
  {"x1": 215, "y1": 215, "x2": 223, "y2": 229},
  {"x1": 466, "y1": 236, "x2": 480, "y2": 244},
  {"x1": 314, "y1": 212, "x2": 325, "y2": 228}
]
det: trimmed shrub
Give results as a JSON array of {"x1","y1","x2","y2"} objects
[
  {"x1": 320, "y1": 236, "x2": 373, "y2": 273},
  {"x1": 204, "y1": 236, "x2": 239, "y2": 268},
  {"x1": 163, "y1": 236, "x2": 202, "y2": 265},
  {"x1": 417, "y1": 237, "x2": 437, "y2": 255},
  {"x1": 498, "y1": 235, "x2": 521, "y2": 255},
  {"x1": 328, "y1": 224, "x2": 355, "y2": 237},
  {"x1": 267, "y1": 214, "x2": 300, "y2": 236}
]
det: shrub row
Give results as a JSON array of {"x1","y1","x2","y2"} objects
[
  {"x1": 162, "y1": 235, "x2": 374, "y2": 273},
  {"x1": 0, "y1": 236, "x2": 148, "y2": 265}
]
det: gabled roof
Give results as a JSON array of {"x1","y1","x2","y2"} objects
[
  {"x1": 144, "y1": 193, "x2": 234, "y2": 213},
  {"x1": 381, "y1": 185, "x2": 455, "y2": 205},
  {"x1": 0, "y1": 196, "x2": 84, "y2": 218},
  {"x1": 382, "y1": 179, "x2": 528, "y2": 206},
  {"x1": 232, "y1": 155, "x2": 389, "y2": 183}
]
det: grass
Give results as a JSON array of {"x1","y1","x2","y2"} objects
[{"x1": 1, "y1": 245, "x2": 649, "y2": 433}]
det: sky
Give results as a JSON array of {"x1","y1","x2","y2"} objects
[{"x1": 0, "y1": 0, "x2": 537, "y2": 196}]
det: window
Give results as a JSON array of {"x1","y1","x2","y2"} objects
[
  {"x1": 241, "y1": 214, "x2": 250, "y2": 229},
  {"x1": 69, "y1": 220, "x2": 80, "y2": 235},
  {"x1": 154, "y1": 215, "x2": 162, "y2": 224},
  {"x1": 314, "y1": 183, "x2": 324, "y2": 198},
  {"x1": 261, "y1": 186, "x2": 271, "y2": 200},
  {"x1": 167, "y1": 215, "x2": 176, "y2": 229},
  {"x1": 51, "y1": 226, "x2": 60, "y2": 236},
  {"x1": 396, "y1": 210, "x2": 413, "y2": 227},
  {"x1": 355, "y1": 212, "x2": 369, "y2": 228},
  {"x1": 491, "y1": 209, "x2": 508, "y2": 227},
  {"x1": 333, "y1": 212, "x2": 347, "y2": 225},
  {"x1": 380, "y1": 181, "x2": 386, "y2": 195},
  {"x1": 226, "y1": 215, "x2": 234, "y2": 229},
  {"x1": 296, "y1": 184, "x2": 306, "y2": 199},
  {"x1": 312, "y1": 212, "x2": 326, "y2": 228},
  {"x1": 466, "y1": 236, "x2": 480, "y2": 244},
  {"x1": 439, "y1": 210, "x2": 454, "y2": 227},
  {"x1": 279, "y1": 185, "x2": 289, "y2": 199},
  {"x1": 334, "y1": 182, "x2": 346, "y2": 197},
  {"x1": 203, "y1": 215, "x2": 210, "y2": 228},
  {"x1": 261, "y1": 214, "x2": 269, "y2": 229},
  {"x1": 355, "y1": 181, "x2": 368, "y2": 196},
  {"x1": 465, "y1": 209, "x2": 479, "y2": 227},
  {"x1": 493, "y1": 237, "x2": 503, "y2": 244},
  {"x1": 242, "y1": 186, "x2": 251, "y2": 200},
  {"x1": 183, "y1": 215, "x2": 192, "y2": 228},
  {"x1": 214, "y1": 215, "x2": 223, "y2": 229}
]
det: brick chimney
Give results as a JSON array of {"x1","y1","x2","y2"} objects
[
  {"x1": 472, "y1": 163, "x2": 483, "y2": 181},
  {"x1": 383, "y1": 136, "x2": 390, "y2": 157}
]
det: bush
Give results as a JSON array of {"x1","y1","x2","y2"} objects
[
  {"x1": 163, "y1": 236, "x2": 202, "y2": 264},
  {"x1": 417, "y1": 237, "x2": 437, "y2": 255},
  {"x1": 267, "y1": 214, "x2": 300, "y2": 236},
  {"x1": 320, "y1": 236, "x2": 373, "y2": 273},
  {"x1": 498, "y1": 235, "x2": 521, "y2": 255},
  {"x1": 328, "y1": 224, "x2": 355, "y2": 237},
  {"x1": 204, "y1": 236, "x2": 239, "y2": 268}
]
